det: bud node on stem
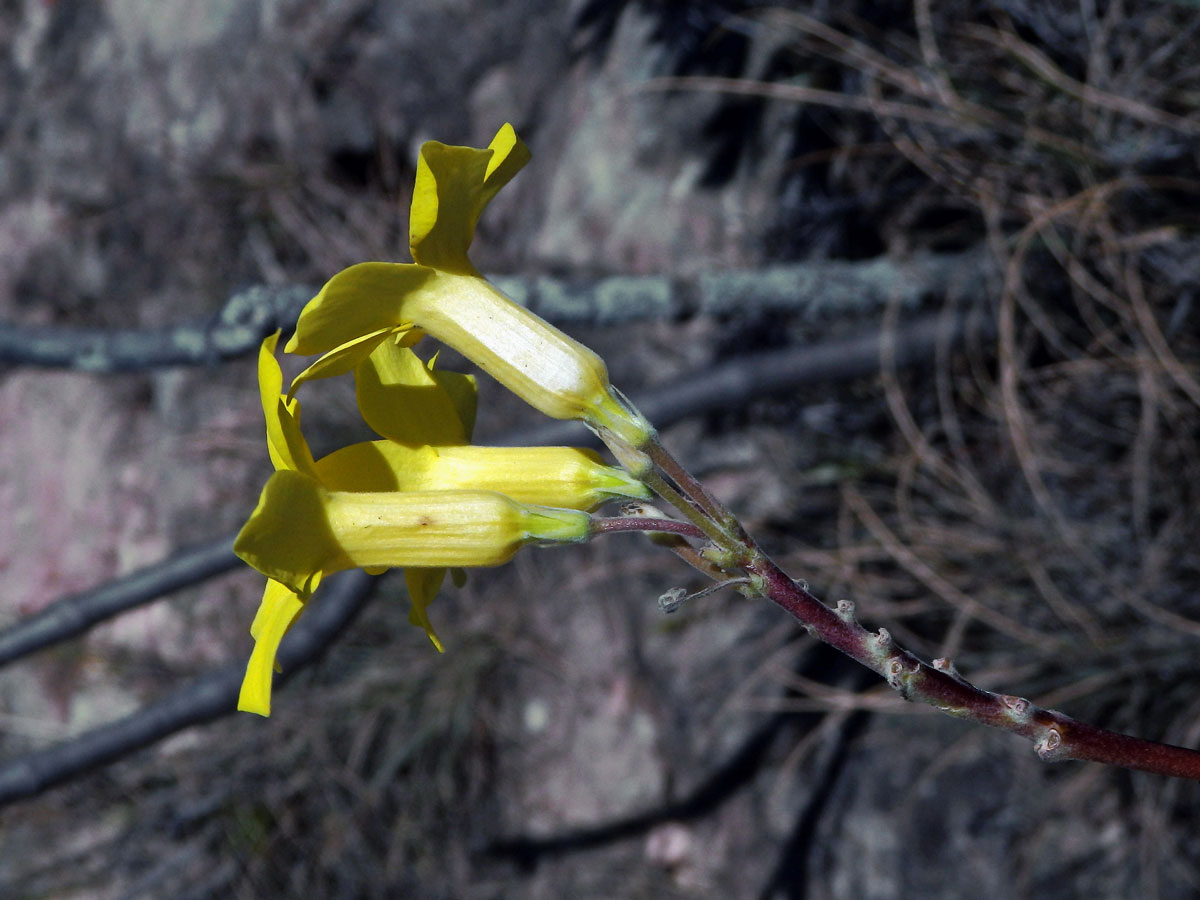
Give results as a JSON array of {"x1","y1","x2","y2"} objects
[
  {"x1": 1001, "y1": 695, "x2": 1033, "y2": 721},
  {"x1": 1036, "y1": 727, "x2": 1064, "y2": 759}
]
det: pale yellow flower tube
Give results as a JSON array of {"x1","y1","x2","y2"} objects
[
  {"x1": 315, "y1": 440, "x2": 651, "y2": 509},
  {"x1": 409, "y1": 272, "x2": 647, "y2": 441}
]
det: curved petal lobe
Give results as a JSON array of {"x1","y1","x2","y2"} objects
[
  {"x1": 355, "y1": 340, "x2": 472, "y2": 446},
  {"x1": 238, "y1": 580, "x2": 306, "y2": 716},
  {"x1": 405, "y1": 567, "x2": 447, "y2": 652},
  {"x1": 409, "y1": 123, "x2": 530, "y2": 274},
  {"x1": 287, "y1": 263, "x2": 436, "y2": 356}
]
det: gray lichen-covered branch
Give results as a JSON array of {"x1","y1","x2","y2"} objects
[
  {"x1": 0, "y1": 570, "x2": 375, "y2": 806},
  {"x1": 0, "y1": 285, "x2": 316, "y2": 372},
  {"x1": 0, "y1": 251, "x2": 981, "y2": 371}
]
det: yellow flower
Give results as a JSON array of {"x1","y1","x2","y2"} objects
[
  {"x1": 234, "y1": 478, "x2": 591, "y2": 716},
  {"x1": 237, "y1": 331, "x2": 648, "y2": 715},
  {"x1": 286, "y1": 123, "x2": 653, "y2": 451},
  {"x1": 235, "y1": 472, "x2": 592, "y2": 591}
]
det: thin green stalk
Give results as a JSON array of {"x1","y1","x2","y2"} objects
[
  {"x1": 643, "y1": 437, "x2": 748, "y2": 545},
  {"x1": 638, "y1": 467, "x2": 741, "y2": 551}
]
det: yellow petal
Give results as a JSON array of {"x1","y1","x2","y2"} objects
[
  {"x1": 286, "y1": 264, "x2": 435, "y2": 357},
  {"x1": 483, "y1": 123, "x2": 532, "y2": 193},
  {"x1": 314, "y1": 488, "x2": 592, "y2": 570},
  {"x1": 355, "y1": 339, "x2": 471, "y2": 445},
  {"x1": 238, "y1": 579, "x2": 306, "y2": 717},
  {"x1": 314, "y1": 440, "x2": 438, "y2": 492},
  {"x1": 234, "y1": 470, "x2": 339, "y2": 594},
  {"x1": 258, "y1": 331, "x2": 286, "y2": 414},
  {"x1": 429, "y1": 353, "x2": 478, "y2": 441},
  {"x1": 258, "y1": 333, "x2": 317, "y2": 475},
  {"x1": 404, "y1": 568, "x2": 446, "y2": 652},
  {"x1": 288, "y1": 327, "x2": 402, "y2": 395},
  {"x1": 409, "y1": 123, "x2": 530, "y2": 274},
  {"x1": 249, "y1": 573, "x2": 319, "y2": 641}
]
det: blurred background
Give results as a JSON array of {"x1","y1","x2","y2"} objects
[{"x1": 1, "y1": 0, "x2": 1199, "y2": 897}]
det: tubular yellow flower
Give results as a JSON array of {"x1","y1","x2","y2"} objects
[
  {"x1": 285, "y1": 123, "x2": 654, "y2": 450},
  {"x1": 234, "y1": 471, "x2": 591, "y2": 595},
  {"x1": 238, "y1": 333, "x2": 650, "y2": 715}
]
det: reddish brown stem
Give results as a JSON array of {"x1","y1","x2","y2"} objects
[
  {"x1": 592, "y1": 516, "x2": 708, "y2": 541},
  {"x1": 644, "y1": 439, "x2": 748, "y2": 544},
  {"x1": 610, "y1": 414, "x2": 1200, "y2": 779},
  {"x1": 745, "y1": 553, "x2": 1200, "y2": 780}
]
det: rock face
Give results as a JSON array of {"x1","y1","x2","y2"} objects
[{"x1": 2, "y1": 2, "x2": 1199, "y2": 899}]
